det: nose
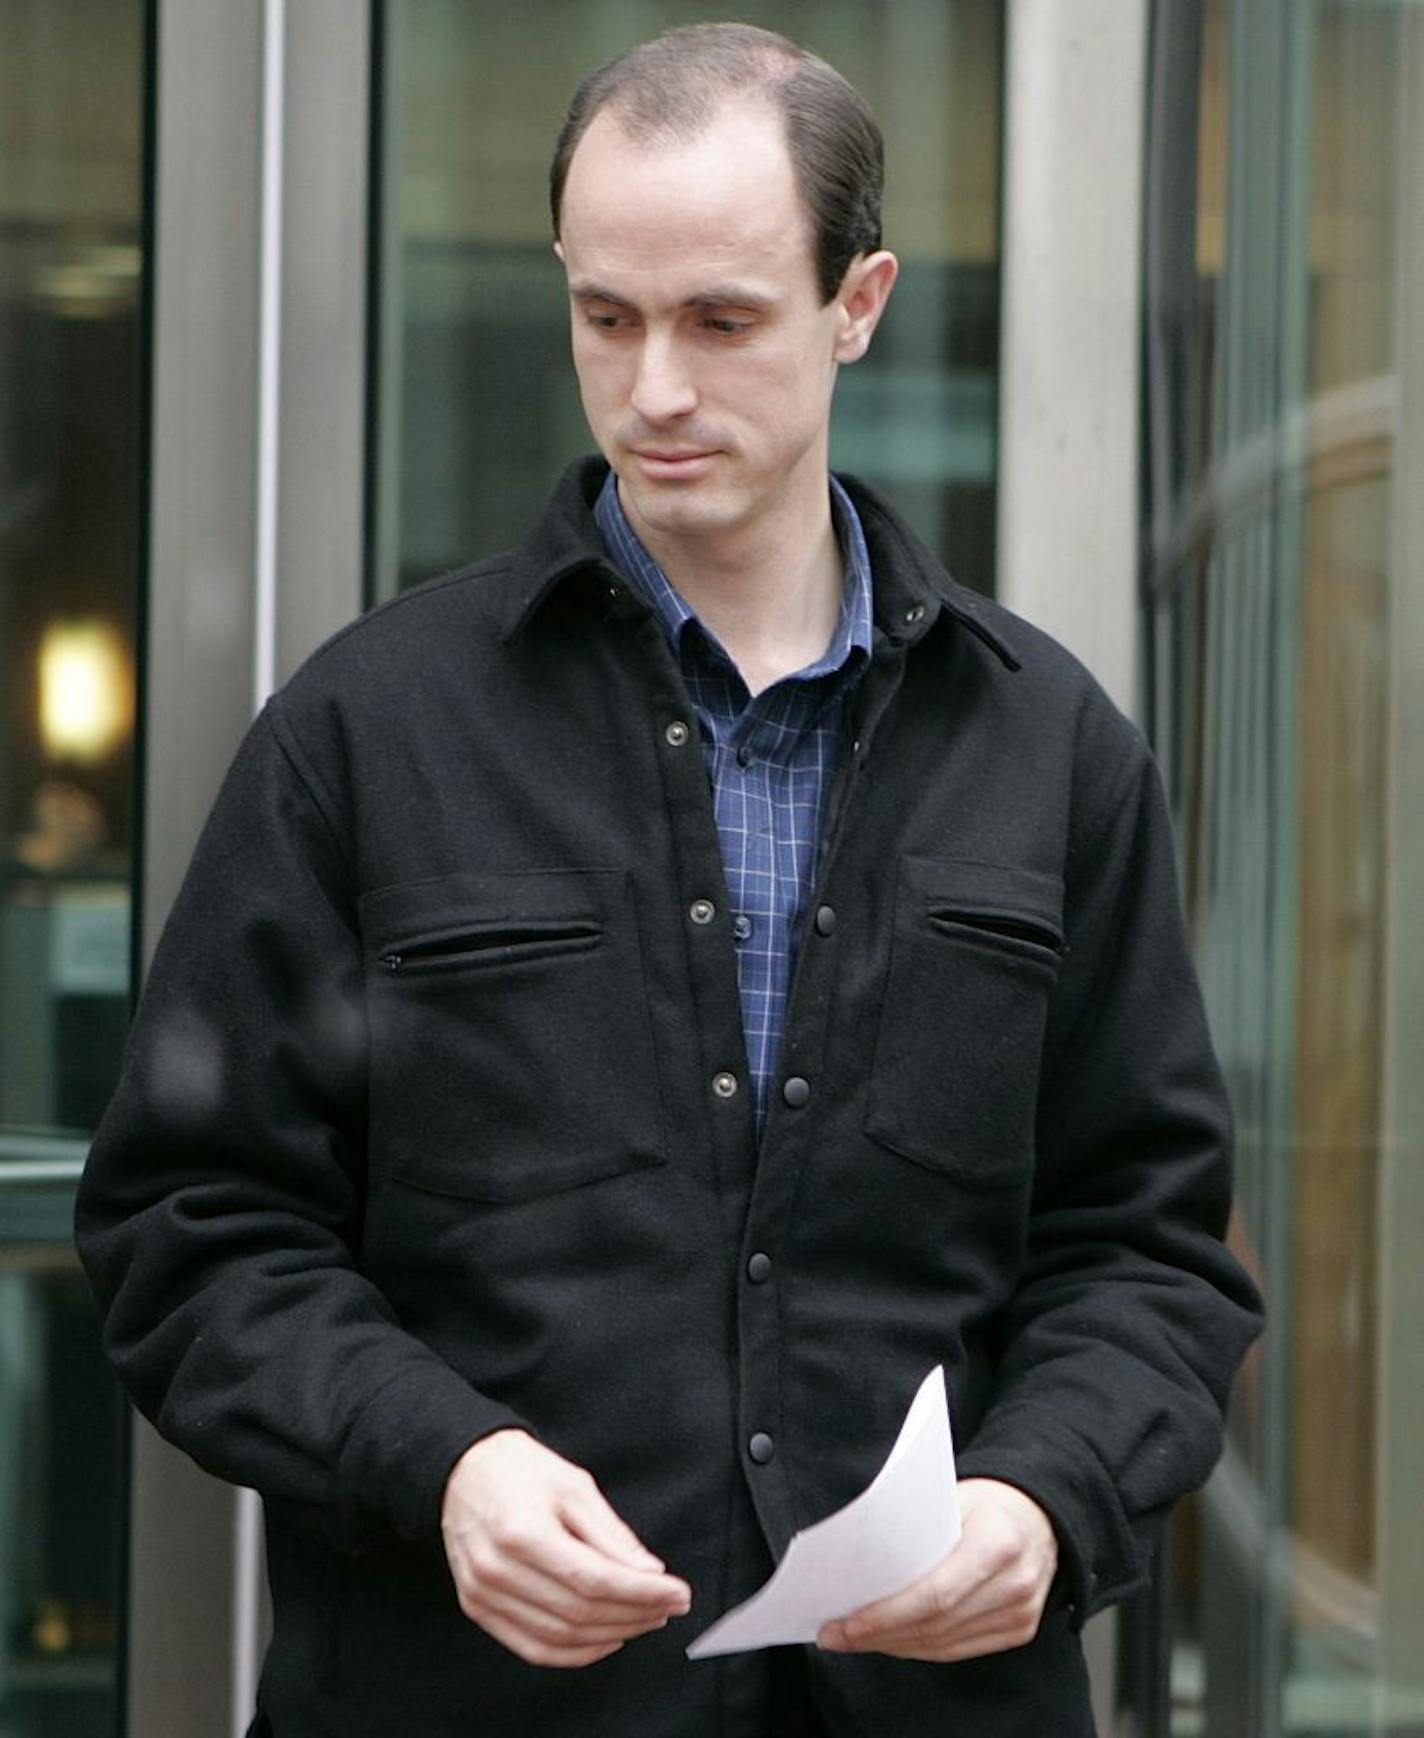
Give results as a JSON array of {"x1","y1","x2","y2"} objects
[{"x1": 630, "y1": 332, "x2": 697, "y2": 425}]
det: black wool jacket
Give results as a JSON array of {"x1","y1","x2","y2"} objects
[{"x1": 77, "y1": 459, "x2": 1263, "y2": 1738}]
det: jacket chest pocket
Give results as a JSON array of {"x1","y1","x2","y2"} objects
[
  {"x1": 362, "y1": 868, "x2": 665, "y2": 1202},
  {"x1": 866, "y1": 855, "x2": 1063, "y2": 1189}
]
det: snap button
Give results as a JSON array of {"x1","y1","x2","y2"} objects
[
  {"x1": 782, "y1": 1076, "x2": 811, "y2": 1108},
  {"x1": 689, "y1": 898, "x2": 715, "y2": 925},
  {"x1": 748, "y1": 1432, "x2": 776, "y2": 1465},
  {"x1": 814, "y1": 905, "x2": 836, "y2": 936},
  {"x1": 712, "y1": 1072, "x2": 739, "y2": 1099},
  {"x1": 733, "y1": 915, "x2": 753, "y2": 941},
  {"x1": 747, "y1": 1252, "x2": 773, "y2": 1283},
  {"x1": 904, "y1": 603, "x2": 926, "y2": 625},
  {"x1": 665, "y1": 720, "x2": 691, "y2": 747}
]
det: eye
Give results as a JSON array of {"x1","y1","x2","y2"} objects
[{"x1": 703, "y1": 316, "x2": 751, "y2": 336}]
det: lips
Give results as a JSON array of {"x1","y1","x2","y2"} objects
[{"x1": 631, "y1": 449, "x2": 717, "y2": 480}]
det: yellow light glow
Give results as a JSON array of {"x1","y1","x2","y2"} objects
[{"x1": 38, "y1": 620, "x2": 134, "y2": 764}]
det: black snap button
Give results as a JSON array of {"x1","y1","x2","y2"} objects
[
  {"x1": 782, "y1": 1076, "x2": 810, "y2": 1108},
  {"x1": 748, "y1": 1432, "x2": 776, "y2": 1465},
  {"x1": 814, "y1": 904, "x2": 836, "y2": 936},
  {"x1": 665, "y1": 720, "x2": 690, "y2": 747},
  {"x1": 747, "y1": 1252, "x2": 773, "y2": 1283},
  {"x1": 904, "y1": 603, "x2": 926, "y2": 625},
  {"x1": 733, "y1": 914, "x2": 753, "y2": 941},
  {"x1": 690, "y1": 898, "x2": 715, "y2": 925}
]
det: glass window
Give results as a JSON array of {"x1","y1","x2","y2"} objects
[
  {"x1": 1142, "y1": 0, "x2": 1424, "y2": 1732},
  {"x1": 0, "y1": 0, "x2": 147, "y2": 1730},
  {"x1": 371, "y1": 0, "x2": 1002, "y2": 599}
]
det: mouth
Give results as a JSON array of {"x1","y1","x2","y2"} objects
[{"x1": 631, "y1": 449, "x2": 718, "y2": 480}]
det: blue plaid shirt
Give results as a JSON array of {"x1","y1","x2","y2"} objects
[{"x1": 595, "y1": 473, "x2": 874, "y2": 1133}]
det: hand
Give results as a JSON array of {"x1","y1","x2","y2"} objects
[
  {"x1": 441, "y1": 1428, "x2": 692, "y2": 1669},
  {"x1": 817, "y1": 1478, "x2": 1058, "y2": 1663}
]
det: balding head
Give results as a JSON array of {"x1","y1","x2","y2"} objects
[{"x1": 550, "y1": 22, "x2": 884, "y2": 303}]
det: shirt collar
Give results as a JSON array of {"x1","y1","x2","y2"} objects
[
  {"x1": 592, "y1": 470, "x2": 874, "y2": 684},
  {"x1": 500, "y1": 458, "x2": 1021, "y2": 675}
]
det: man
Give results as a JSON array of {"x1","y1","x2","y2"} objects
[{"x1": 77, "y1": 23, "x2": 1262, "y2": 1738}]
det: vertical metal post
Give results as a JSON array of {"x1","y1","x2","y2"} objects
[
  {"x1": 996, "y1": 0, "x2": 1150, "y2": 722},
  {"x1": 1377, "y1": 2, "x2": 1424, "y2": 1721},
  {"x1": 135, "y1": 2, "x2": 370, "y2": 1732}
]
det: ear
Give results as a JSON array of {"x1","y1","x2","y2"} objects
[
  {"x1": 832, "y1": 250, "x2": 899, "y2": 364},
  {"x1": 553, "y1": 239, "x2": 566, "y2": 265}
]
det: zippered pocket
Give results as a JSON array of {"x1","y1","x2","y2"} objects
[
  {"x1": 361, "y1": 867, "x2": 664, "y2": 1203},
  {"x1": 379, "y1": 918, "x2": 602, "y2": 974},
  {"x1": 866, "y1": 855, "x2": 1064, "y2": 1189},
  {"x1": 926, "y1": 908, "x2": 1063, "y2": 957}
]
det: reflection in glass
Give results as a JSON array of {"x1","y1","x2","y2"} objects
[
  {"x1": 374, "y1": 0, "x2": 1002, "y2": 598},
  {"x1": 0, "y1": 2, "x2": 145, "y2": 1139},
  {"x1": 0, "y1": 1242, "x2": 124, "y2": 1738},
  {"x1": 0, "y1": 1, "x2": 147, "y2": 1732},
  {"x1": 1143, "y1": 0, "x2": 1424, "y2": 1732}
]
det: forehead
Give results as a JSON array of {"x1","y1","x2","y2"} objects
[{"x1": 558, "y1": 100, "x2": 817, "y2": 300}]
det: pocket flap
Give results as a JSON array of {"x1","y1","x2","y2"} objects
[
  {"x1": 901, "y1": 855, "x2": 1064, "y2": 949},
  {"x1": 361, "y1": 867, "x2": 620, "y2": 958}
]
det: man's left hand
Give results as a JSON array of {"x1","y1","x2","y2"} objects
[{"x1": 817, "y1": 1479, "x2": 1059, "y2": 1663}]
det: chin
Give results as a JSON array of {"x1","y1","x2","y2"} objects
[{"x1": 623, "y1": 481, "x2": 740, "y2": 540}]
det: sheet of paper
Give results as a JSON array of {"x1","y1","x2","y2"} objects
[{"x1": 686, "y1": 1364, "x2": 960, "y2": 1659}]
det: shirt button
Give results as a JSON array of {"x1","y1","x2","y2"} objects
[
  {"x1": 712, "y1": 1072, "x2": 739, "y2": 1100},
  {"x1": 665, "y1": 720, "x2": 691, "y2": 747},
  {"x1": 736, "y1": 745, "x2": 754, "y2": 768},
  {"x1": 689, "y1": 898, "x2": 716, "y2": 925},
  {"x1": 747, "y1": 1252, "x2": 773, "y2": 1283},
  {"x1": 782, "y1": 1076, "x2": 811, "y2": 1108},
  {"x1": 814, "y1": 904, "x2": 836, "y2": 936},
  {"x1": 748, "y1": 1432, "x2": 776, "y2": 1465},
  {"x1": 733, "y1": 915, "x2": 753, "y2": 941}
]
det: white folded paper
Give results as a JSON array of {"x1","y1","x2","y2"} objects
[{"x1": 686, "y1": 1364, "x2": 960, "y2": 1658}]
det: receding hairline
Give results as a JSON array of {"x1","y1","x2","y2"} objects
[
  {"x1": 552, "y1": 25, "x2": 846, "y2": 231},
  {"x1": 559, "y1": 90, "x2": 804, "y2": 208},
  {"x1": 550, "y1": 22, "x2": 885, "y2": 301}
]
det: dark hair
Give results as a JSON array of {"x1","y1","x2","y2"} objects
[{"x1": 549, "y1": 22, "x2": 884, "y2": 303}]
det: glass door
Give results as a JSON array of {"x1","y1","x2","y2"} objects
[
  {"x1": 0, "y1": 1, "x2": 149, "y2": 1731},
  {"x1": 1143, "y1": 1, "x2": 1424, "y2": 1732}
]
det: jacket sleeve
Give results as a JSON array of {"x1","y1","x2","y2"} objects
[
  {"x1": 74, "y1": 701, "x2": 527, "y2": 1549},
  {"x1": 953, "y1": 719, "x2": 1263, "y2": 1622}
]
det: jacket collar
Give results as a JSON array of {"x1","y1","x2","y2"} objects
[{"x1": 499, "y1": 456, "x2": 1020, "y2": 673}]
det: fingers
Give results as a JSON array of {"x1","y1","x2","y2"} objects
[
  {"x1": 463, "y1": 1514, "x2": 689, "y2": 1626},
  {"x1": 818, "y1": 1554, "x2": 991, "y2": 1654},
  {"x1": 441, "y1": 1430, "x2": 691, "y2": 1670},
  {"x1": 561, "y1": 1477, "x2": 669, "y2": 1574},
  {"x1": 818, "y1": 1478, "x2": 1058, "y2": 1664}
]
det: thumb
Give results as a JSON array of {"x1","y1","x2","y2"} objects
[{"x1": 560, "y1": 1481, "x2": 666, "y2": 1573}]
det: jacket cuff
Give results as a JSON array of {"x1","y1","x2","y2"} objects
[
  {"x1": 338, "y1": 1361, "x2": 531, "y2": 1546},
  {"x1": 955, "y1": 1408, "x2": 1146, "y2": 1624}
]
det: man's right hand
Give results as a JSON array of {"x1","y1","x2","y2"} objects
[{"x1": 440, "y1": 1428, "x2": 692, "y2": 1668}]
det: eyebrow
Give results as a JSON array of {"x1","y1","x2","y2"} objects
[{"x1": 569, "y1": 281, "x2": 777, "y2": 313}]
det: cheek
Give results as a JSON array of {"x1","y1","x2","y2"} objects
[{"x1": 571, "y1": 343, "x2": 628, "y2": 413}]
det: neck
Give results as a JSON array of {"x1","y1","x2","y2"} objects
[{"x1": 620, "y1": 470, "x2": 844, "y2": 697}]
